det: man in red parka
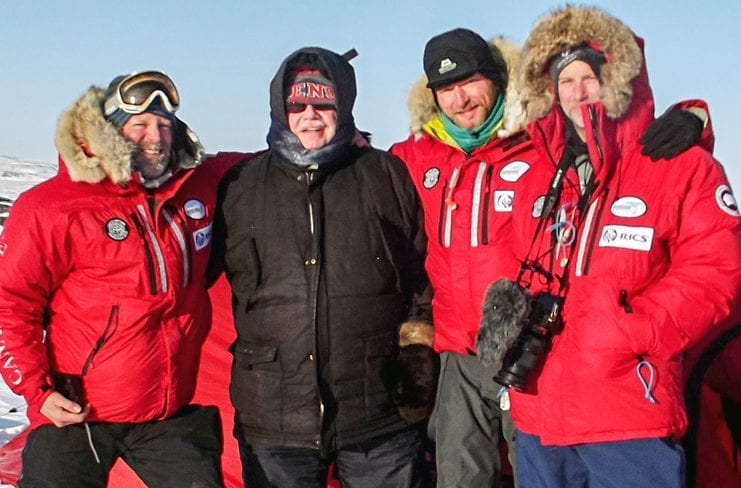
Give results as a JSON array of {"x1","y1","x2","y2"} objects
[
  {"x1": 502, "y1": 6, "x2": 741, "y2": 486},
  {"x1": 390, "y1": 29, "x2": 537, "y2": 488},
  {"x1": 0, "y1": 71, "x2": 230, "y2": 487}
]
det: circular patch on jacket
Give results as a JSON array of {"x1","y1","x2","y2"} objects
[
  {"x1": 423, "y1": 168, "x2": 441, "y2": 189},
  {"x1": 105, "y1": 218, "x2": 129, "y2": 241},
  {"x1": 184, "y1": 199, "x2": 206, "y2": 220},
  {"x1": 716, "y1": 185, "x2": 740, "y2": 217}
]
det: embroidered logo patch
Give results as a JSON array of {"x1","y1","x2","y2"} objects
[
  {"x1": 715, "y1": 185, "x2": 740, "y2": 217},
  {"x1": 532, "y1": 195, "x2": 546, "y2": 218},
  {"x1": 494, "y1": 190, "x2": 514, "y2": 212},
  {"x1": 598, "y1": 225, "x2": 654, "y2": 251},
  {"x1": 184, "y1": 199, "x2": 206, "y2": 220},
  {"x1": 423, "y1": 168, "x2": 441, "y2": 189},
  {"x1": 610, "y1": 196, "x2": 647, "y2": 218},
  {"x1": 499, "y1": 161, "x2": 530, "y2": 182},
  {"x1": 105, "y1": 218, "x2": 129, "y2": 241},
  {"x1": 193, "y1": 222, "x2": 213, "y2": 251},
  {"x1": 438, "y1": 58, "x2": 457, "y2": 75}
]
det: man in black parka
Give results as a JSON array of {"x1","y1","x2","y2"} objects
[{"x1": 210, "y1": 47, "x2": 435, "y2": 487}]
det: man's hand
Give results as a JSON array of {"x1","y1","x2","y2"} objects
[
  {"x1": 40, "y1": 391, "x2": 90, "y2": 427},
  {"x1": 639, "y1": 109, "x2": 704, "y2": 161}
]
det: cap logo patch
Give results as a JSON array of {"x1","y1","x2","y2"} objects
[
  {"x1": 494, "y1": 190, "x2": 514, "y2": 212},
  {"x1": 499, "y1": 161, "x2": 530, "y2": 182},
  {"x1": 105, "y1": 218, "x2": 129, "y2": 241},
  {"x1": 423, "y1": 168, "x2": 441, "y2": 189},
  {"x1": 610, "y1": 196, "x2": 647, "y2": 218},
  {"x1": 715, "y1": 185, "x2": 740, "y2": 217},
  {"x1": 288, "y1": 82, "x2": 336, "y2": 101},
  {"x1": 555, "y1": 49, "x2": 580, "y2": 72},
  {"x1": 184, "y1": 199, "x2": 206, "y2": 220},
  {"x1": 438, "y1": 58, "x2": 457, "y2": 75},
  {"x1": 598, "y1": 225, "x2": 654, "y2": 251}
]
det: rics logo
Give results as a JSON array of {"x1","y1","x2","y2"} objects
[{"x1": 601, "y1": 227, "x2": 618, "y2": 243}]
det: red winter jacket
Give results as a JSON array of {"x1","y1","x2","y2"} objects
[
  {"x1": 508, "y1": 6, "x2": 741, "y2": 445},
  {"x1": 0, "y1": 86, "x2": 245, "y2": 428},
  {"x1": 391, "y1": 131, "x2": 536, "y2": 355}
]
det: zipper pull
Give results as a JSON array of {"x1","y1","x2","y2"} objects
[
  {"x1": 445, "y1": 167, "x2": 461, "y2": 210},
  {"x1": 619, "y1": 290, "x2": 633, "y2": 313}
]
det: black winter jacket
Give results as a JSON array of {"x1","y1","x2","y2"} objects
[{"x1": 212, "y1": 145, "x2": 430, "y2": 451}]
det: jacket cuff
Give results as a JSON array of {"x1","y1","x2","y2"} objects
[
  {"x1": 399, "y1": 321, "x2": 434, "y2": 348},
  {"x1": 27, "y1": 384, "x2": 54, "y2": 416}
]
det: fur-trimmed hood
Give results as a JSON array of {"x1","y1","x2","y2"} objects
[
  {"x1": 406, "y1": 37, "x2": 523, "y2": 137},
  {"x1": 517, "y1": 5, "x2": 645, "y2": 125},
  {"x1": 54, "y1": 86, "x2": 204, "y2": 185}
]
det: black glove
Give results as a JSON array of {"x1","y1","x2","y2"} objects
[
  {"x1": 640, "y1": 109, "x2": 703, "y2": 161},
  {"x1": 392, "y1": 344, "x2": 440, "y2": 424}
]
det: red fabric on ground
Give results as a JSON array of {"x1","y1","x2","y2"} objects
[{"x1": 0, "y1": 429, "x2": 27, "y2": 486}]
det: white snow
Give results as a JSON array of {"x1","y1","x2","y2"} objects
[
  {"x1": 0, "y1": 155, "x2": 56, "y2": 233},
  {"x1": 0, "y1": 155, "x2": 56, "y2": 486}
]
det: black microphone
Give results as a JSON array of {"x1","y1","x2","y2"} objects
[{"x1": 476, "y1": 279, "x2": 531, "y2": 365}]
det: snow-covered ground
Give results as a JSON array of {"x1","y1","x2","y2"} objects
[
  {"x1": 0, "y1": 155, "x2": 56, "y2": 232},
  {"x1": 0, "y1": 155, "x2": 57, "y2": 486}
]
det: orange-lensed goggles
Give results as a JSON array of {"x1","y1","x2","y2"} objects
[{"x1": 103, "y1": 71, "x2": 180, "y2": 116}]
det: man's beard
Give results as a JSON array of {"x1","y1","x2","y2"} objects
[{"x1": 132, "y1": 143, "x2": 170, "y2": 180}]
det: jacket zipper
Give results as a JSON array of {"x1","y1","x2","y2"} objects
[
  {"x1": 480, "y1": 165, "x2": 494, "y2": 245},
  {"x1": 130, "y1": 212, "x2": 158, "y2": 295},
  {"x1": 575, "y1": 198, "x2": 599, "y2": 276},
  {"x1": 162, "y1": 208, "x2": 190, "y2": 288},
  {"x1": 442, "y1": 166, "x2": 461, "y2": 247},
  {"x1": 304, "y1": 170, "x2": 324, "y2": 447},
  {"x1": 136, "y1": 204, "x2": 168, "y2": 293},
  {"x1": 81, "y1": 305, "x2": 119, "y2": 375},
  {"x1": 470, "y1": 162, "x2": 489, "y2": 247},
  {"x1": 573, "y1": 105, "x2": 606, "y2": 276}
]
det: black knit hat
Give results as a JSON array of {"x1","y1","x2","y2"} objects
[
  {"x1": 423, "y1": 28, "x2": 508, "y2": 91},
  {"x1": 549, "y1": 43, "x2": 607, "y2": 86}
]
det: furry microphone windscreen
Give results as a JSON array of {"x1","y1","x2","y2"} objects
[{"x1": 476, "y1": 279, "x2": 531, "y2": 365}]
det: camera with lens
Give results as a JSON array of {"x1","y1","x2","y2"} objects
[{"x1": 494, "y1": 291, "x2": 563, "y2": 391}]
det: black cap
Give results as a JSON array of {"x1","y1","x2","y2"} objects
[
  {"x1": 549, "y1": 43, "x2": 607, "y2": 86},
  {"x1": 423, "y1": 28, "x2": 508, "y2": 91}
]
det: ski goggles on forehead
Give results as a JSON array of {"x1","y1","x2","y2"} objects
[{"x1": 103, "y1": 71, "x2": 180, "y2": 116}]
